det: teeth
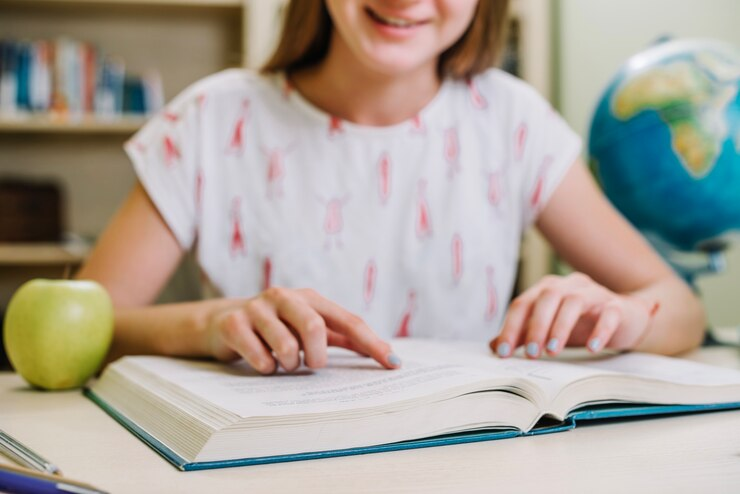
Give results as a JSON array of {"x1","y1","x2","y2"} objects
[
  {"x1": 382, "y1": 15, "x2": 415, "y2": 27},
  {"x1": 369, "y1": 8, "x2": 419, "y2": 28}
]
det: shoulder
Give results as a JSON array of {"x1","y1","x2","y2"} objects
[
  {"x1": 165, "y1": 68, "x2": 279, "y2": 114},
  {"x1": 472, "y1": 68, "x2": 541, "y2": 98},
  {"x1": 468, "y1": 68, "x2": 553, "y2": 114}
]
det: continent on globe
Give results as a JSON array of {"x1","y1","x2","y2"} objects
[{"x1": 613, "y1": 60, "x2": 738, "y2": 177}]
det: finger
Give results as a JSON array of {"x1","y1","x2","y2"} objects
[
  {"x1": 587, "y1": 303, "x2": 623, "y2": 353},
  {"x1": 490, "y1": 279, "x2": 554, "y2": 357},
  {"x1": 247, "y1": 299, "x2": 302, "y2": 372},
  {"x1": 545, "y1": 294, "x2": 586, "y2": 355},
  {"x1": 492, "y1": 295, "x2": 535, "y2": 358},
  {"x1": 266, "y1": 288, "x2": 328, "y2": 369},
  {"x1": 300, "y1": 289, "x2": 400, "y2": 369},
  {"x1": 523, "y1": 289, "x2": 563, "y2": 359},
  {"x1": 218, "y1": 310, "x2": 276, "y2": 374},
  {"x1": 327, "y1": 331, "x2": 370, "y2": 356}
]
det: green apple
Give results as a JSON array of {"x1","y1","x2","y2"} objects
[{"x1": 3, "y1": 279, "x2": 114, "y2": 390}]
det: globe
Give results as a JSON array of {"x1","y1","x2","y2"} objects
[{"x1": 589, "y1": 38, "x2": 740, "y2": 280}]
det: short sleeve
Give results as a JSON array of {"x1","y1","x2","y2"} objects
[
  {"x1": 124, "y1": 85, "x2": 202, "y2": 250},
  {"x1": 515, "y1": 87, "x2": 583, "y2": 230}
]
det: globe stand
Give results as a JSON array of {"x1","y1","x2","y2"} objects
[{"x1": 657, "y1": 248, "x2": 726, "y2": 288}]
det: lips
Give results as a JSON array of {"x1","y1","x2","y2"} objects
[{"x1": 365, "y1": 6, "x2": 428, "y2": 28}]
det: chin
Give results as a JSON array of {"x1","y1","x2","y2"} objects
[
  {"x1": 358, "y1": 45, "x2": 436, "y2": 78},
  {"x1": 366, "y1": 59, "x2": 429, "y2": 77}
]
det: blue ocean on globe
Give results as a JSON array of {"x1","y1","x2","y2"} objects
[{"x1": 589, "y1": 39, "x2": 740, "y2": 253}]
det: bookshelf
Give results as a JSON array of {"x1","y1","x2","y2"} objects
[
  {"x1": 0, "y1": 0, "x2": 555, "y2": 302},
  {"x1": 0, "y1": 0, "x2": 283, "y2": 307},
  {"x1": 0, "y1": 114, "x2": 146, "y2": 134},
  {"x1": 0, "y1": 242, "x2": 89, "y2": 266}
]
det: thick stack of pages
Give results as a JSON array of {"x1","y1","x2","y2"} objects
[{"x1": 86, "y1": 339, "x2": 740, "y2": 470}]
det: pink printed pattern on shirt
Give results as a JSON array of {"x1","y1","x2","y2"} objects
[
  {"x1": 416, "y1": 180, "x2": 433, "y2": 239},
  {"x1": 485, "y1": 266, "x2": 498, "y2": 322},
  {"x1": 163, "y1": 111, "x2": 180, "y2": 123},
  {"x1": 322, "y1": 195, "x2": 349, "y2": 249},
  {"x1": 452, "y1": 233, "x2": 463, "y2": 284},
  {"x1": 487, "y1": 171, "x2": 503, "y2": 208},
  {"x1": 328, "y1": 116, "x2": 344, "y2": 138},
  {"x1": 514, "y1": 122, "x2": 528, "y2": 162},
  {"x1": 262, "y1": 257, "x2": 272, "y2": 290},
  {"x1": 377, "y1": 152, "x2": 392, "y2": 205},
  {"x1": 395, "y1": 290, "x2": 417, "y2": 338},
  {"x1": 410, "y1": 114, "x2": 426, "y2": 134},
  {"x1": 163, "y1": 135, "x2": 181, "y2": 167},
  {"x1": 530, "y1": 155, "x2": 554, "y2": 210},
  {"x1": 363, "y1": 259, "x2": 377, "y2": 308},
  {"x1": 229, "y1": 197, "x2": 247, "y2": 258},
  {"x1": 444, "y1": 127, "x2": 461, "y2": 179},
  {"x1": 468, "y1": 79, "x2": 488, "y2": 110},
  {"x1": 226, "y1": 99, "x2": 250, "y2": 155},
  {"x1": 261, "y1": 144, "x2": 294, "y2": 199},
  {"x1": 195, "y1": 168, "x2": 204, "y2": 217}
]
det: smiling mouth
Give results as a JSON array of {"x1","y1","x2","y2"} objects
[{"x1": 365, "y1": 6, "x2": 427, "y2": 28}]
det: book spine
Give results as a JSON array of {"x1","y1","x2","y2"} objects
[
  {"x1": 141, "y1": 69, "x2": 164, "y2": 115},
  {"x1": 15, "y1": 41, "x2": 31, "y2": 111},
  {"x1": 67, "y1": 39, "x2": 83, "y2": 117},
  {"x1": 0, "y1": 36, "x2": 157, "y2": 121},
  {"x1": 82, "y1": 43, "x2": 97, "y2": 114},
  {"x1": 52, "y1": 38, "x2": 68, "y2": 114},
  {"x1": 29, "y1": 40, "x2": 52, "y2": 112},
  {"x1": 95, "y1": 56, "x2": 121, "y2": 118},
  {"x1": 0, "y1": 40, "x2": 19, "y2": 115}
]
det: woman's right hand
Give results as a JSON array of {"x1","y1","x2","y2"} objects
[{"x1": 207, "y1": 287, "x2": 401, "y2": 374}]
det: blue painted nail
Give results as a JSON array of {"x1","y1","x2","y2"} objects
[
  {"x1": 496, "y1": 342, "x2": 511, "y2": 357},
  {"x1": 526, "y1": 342, "x2": 539, "y2": 357},
  {"x1": 546, "y1": 338, "x2": 559, "y2": 352},
  {"x1": 387, "y1": 353, "x2": 402, "y2": 367},
  {"x1": 588, "y1": 338, "x2": 601, "y2": 352}
]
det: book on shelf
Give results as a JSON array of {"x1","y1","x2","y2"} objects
[
  {"x1": 0, "y1": 37, "x2": 162, "y2": 121},
  {"x1": 85, "y1": 338, "x2": 740, "y2": 471}
]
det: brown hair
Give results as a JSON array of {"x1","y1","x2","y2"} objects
[{"x1": 262, "y1": 0, "x2": 511, "y2": 80}]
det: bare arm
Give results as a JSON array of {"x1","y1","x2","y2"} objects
[
  {"x1": 76, "y1": 182, "x2": 206, "y2": 360},
  {"x1": 491, "y1": 159, "x2": 705, "y2": 357},
  {"x1": 77, "y1": 183, "x2": 399, "y2": 371}
]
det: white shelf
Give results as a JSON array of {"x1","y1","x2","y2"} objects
[
  {"x1": 0, "y1": 114, "x2": 146, "y2": 134},
  {"x1": 0, "y1": 242, "x2": 90, "y2": 266}
]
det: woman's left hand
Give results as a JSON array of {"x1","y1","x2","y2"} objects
[{"x1": 489, "y1": 272, "x2": 658, "y2": 359}]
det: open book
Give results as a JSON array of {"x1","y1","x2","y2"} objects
[{"x1": 86, "y1": 339, "x2": 740, "y2": 471}]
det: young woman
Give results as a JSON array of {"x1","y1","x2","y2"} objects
[{"x1": 77, "y1": 0, "x2": 705, "y2": 374}]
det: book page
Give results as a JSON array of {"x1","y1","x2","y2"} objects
[
  {"x1": 116, "y1": 339, "x2": 614, "y2": 418},
  {"x1": 120, "y1": 352, "x2": 498, "y2": 417},
  {"x1": 392, "y1": 339, "x2": 618, "y2": 403},
  {"x1": 577, "y1": 352, "x2": 740, "y2": 386}
]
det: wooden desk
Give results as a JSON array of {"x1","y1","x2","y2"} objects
[{"x1": 3, "y1": 347, "x2": 740, "y2": 494}]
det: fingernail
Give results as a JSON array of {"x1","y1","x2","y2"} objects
[
  {"x1": 546, "y1": 338, "x2": 559, "y2": 352},
  {"x1": 496, "y1": 342, "x2": 511, "y2": 357},
  {"x1": 387, "y1": 353, "x2": 402, "y2": 367},
  {"x1": 588, "y1": 338, "x2": 601, "y2": 352},
  {"x1": 526, "y1": 342, "x2": 539, "y2": 357}
]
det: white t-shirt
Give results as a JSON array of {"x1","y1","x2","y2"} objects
[{"x1": 125, "y1": 68, "x2": 582, "y2": 342}]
